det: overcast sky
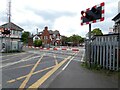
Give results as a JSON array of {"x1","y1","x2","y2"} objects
[{"x1": 0, "y1": 0, "x2": 119, "y2": 37}]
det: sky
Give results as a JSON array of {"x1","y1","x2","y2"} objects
[{"x1": 0, "y1": 0, "x2": 119, "y2": 37}]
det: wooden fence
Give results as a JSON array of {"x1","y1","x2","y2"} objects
[{"x1": 85, "y1": 34, "x2": 120, "y2": 71}]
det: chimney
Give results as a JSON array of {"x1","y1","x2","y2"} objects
[
  {"x1": 36, "y1": 28, "x2": 38, "y2": 35},
  {"x1": 45, "y1": 26, "x2": 48, "y2": 30}
]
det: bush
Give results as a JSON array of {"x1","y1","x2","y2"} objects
[{"x1": 34, "y1": 40, "x2": 42, "y2": 47}]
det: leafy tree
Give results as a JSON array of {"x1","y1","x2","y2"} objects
[
  {"x1": 61, "y1": 36, "x2": 68, "y2": 46},
  {"x1": 68, "y1": 34, "x2": 83, "y2": 46},
  {"x1": 33, "y1": 40, "x2": 42, "y2": 47},
  {"x1": 91, "y1": 28, "x2": 103, "y2": 35},
  {"x1": 61, "y1": 34, "x2": 84, "y2": 46},
  {"x1": 21, "y1": 31, "x2": 30, "y2": 44},
  {"x1": 79, "y1": 37, "x2": 85, "y2": 43}
]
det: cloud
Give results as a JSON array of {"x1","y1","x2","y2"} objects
[{"x1": 0, "y1": 0, "x2": 119, "y2": 37}]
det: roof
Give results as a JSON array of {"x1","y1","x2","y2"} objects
[
  {"x1": 0, "y1": 22, "x2": 24, "y2": 31},
  {"x1": 112, "y1": 13, "x2": 120, "y2": 22},
  {"x1": 91, "y1": 33, "x2": 119, "y2": 40},
  {"x1": 49, "y1": 30, "x2": 54, "y2": 34},
  {"x1": 38, "y1": 30, "x2": 60, "y2": 35},
  {"x1": 94, "y1": 33, "x2": 119, "y2": 37},
  {"x1": 54, "y1": 30, "x2": 59, "y2": 34}
]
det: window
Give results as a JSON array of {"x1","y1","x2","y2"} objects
[
  {"x1": 44, "y1": 36, "x2": 46, "y2": 39},
  {"x1": 46, "y1": 36, "x2": 48, "y2": 39},
  {"x1": 13, "y1": 30, "x2": 15, "y2": 35},
  {"x1": 41, "y1": 36, "x2": 42, "y2": 39},
  {"x1": 35, "y1": 37, "x2": 38, "y2": 40}
]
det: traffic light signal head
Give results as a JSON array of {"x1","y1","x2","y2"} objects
[{"x1": 81, "y1": 2, "x2": 105, "y2": 25}]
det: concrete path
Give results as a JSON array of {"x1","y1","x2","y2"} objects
[{"x1": 48, "y1": 59, "x2": 118, "y2": 88}]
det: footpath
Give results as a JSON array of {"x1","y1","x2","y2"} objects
[{"x1": 48, "y1": 58, "x2": 118, "y2": 88}]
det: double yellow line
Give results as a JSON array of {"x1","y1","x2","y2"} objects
[{"x1": 7, "y1": 53, "x2": 75, "y2": 89}]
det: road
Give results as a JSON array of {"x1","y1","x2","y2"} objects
[
  {"x1": 0, "y1": 47, "x2": 118, "y2": 89},
  {"x1": 0, "y1": 48, "x2": 84, "y2": 89}
]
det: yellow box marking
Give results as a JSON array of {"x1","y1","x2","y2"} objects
[
  {"x1": 7, "y1": 65, "x2": 55, "y2": 83},
  {"x1": 18, "y1": 54, "x2": 45, "y2": 90},
  {"x1": 7, "y1": 79, "x2": 16, "y2": 83},
  {"x1": 27, "y1": 56, "x2": 71, "y2": 89}
]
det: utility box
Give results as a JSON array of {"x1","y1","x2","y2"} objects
[
  {"x1": 18, "y1": 41, "x2": 23, "y2": 51},
  {"x1": 11, "y1": 41, "x2": 18, "y2": 51}
]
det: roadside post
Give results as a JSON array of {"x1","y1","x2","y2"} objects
[{"x1": 81, "y1": 2, "x2": 105, "y2": 67}]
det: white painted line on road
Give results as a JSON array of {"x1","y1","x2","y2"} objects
[
  {"x1": 72, "y1": 59, "x2": 81, "y2": 62},
  {"x1": 81, "y1": 50, "x2": 85, "y2": 62},
  {"x1": 0, "y1": 53, "x2": 31, "y2": 63},
  {"x1": 0, "y1": 52, "x2": 26, "y2": 58},
  {"x1": 62, "y1": 57, "x2": 74, "y2": 71},
  {"x1": 0, "y1": 55, "x2": 41, "y2": 68},
  {"x1": 62, "y1": 53, "x2": 77, "y2": 71}
]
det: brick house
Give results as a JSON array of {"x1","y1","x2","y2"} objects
[{"x1": 32, "y1": 26, "x2": 61, "y2": 47}]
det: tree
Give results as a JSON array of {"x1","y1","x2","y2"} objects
[
  {"x1": 21, "y1": 31, "x2": 30, "y2": 44},
  {"x1": 33, "y1": 40, "x2": 42, "y2": 47},
  {"x1": 61, "y1": 36, "x2": 68, "y2": 46},
  {"x1": 91, "y1": 28, "x2": 103, "y2": 36},
  {"x1": 68, "y1": 34, "x2": 83, "y2": 46}
]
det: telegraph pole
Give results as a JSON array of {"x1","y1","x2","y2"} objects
[{"x1": 7, "y1": 0, "x2": 11, "y2": 53}]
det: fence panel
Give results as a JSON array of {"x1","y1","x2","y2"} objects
[{"x1": 85, "y1": 35, "x2": 119, "y2": 71}]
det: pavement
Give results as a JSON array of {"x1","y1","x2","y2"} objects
[
  {"x1": 0, "y1": 47, "x2": 119, "y2": 89},
  {"x1": 48, "y1": 59, "x2": 118, "y2": 88}
]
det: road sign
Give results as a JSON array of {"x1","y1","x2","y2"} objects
[{"x1": 81, "y1": 2, "x2": 105, "y2": 25}]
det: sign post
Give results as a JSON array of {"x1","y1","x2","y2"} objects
[{"x1": 81, "y1": 2, "x2": 105, "y2": 67}]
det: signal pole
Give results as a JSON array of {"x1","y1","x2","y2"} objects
[{"x1": 89, "y1": 24, "x2": 91, "y2": 67}]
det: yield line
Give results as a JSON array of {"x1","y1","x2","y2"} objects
[
  {"x1": 18, "y1": 54, "x2": 45, "y2": 90},
  {"x1": 27, "y1": 56, "x2": 71, "y2": 89}
]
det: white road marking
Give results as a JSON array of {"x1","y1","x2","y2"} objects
[
  {"x1": 0, "y1": 52, "x2": 26, "y2": 58},
  {"x1": 0, "y1": 55, "x2": 41, "y2": 68},
  {"x1": 81, "y1": 49, "x2": 85, "y2": 62},
  {"x1": 62, "y1": 53, "x2": 77, "y2": 71},
  {"x1": 72, "y1": 59, "x2": 81, "y2": 62}
]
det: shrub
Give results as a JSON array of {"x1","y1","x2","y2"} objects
[{"x1": 34, "y1": 40, "x2": 42, "y2": 47}]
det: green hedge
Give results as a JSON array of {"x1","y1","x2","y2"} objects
[{"x1": 34, "y1": 40, "x2": 42, "y2": 47}]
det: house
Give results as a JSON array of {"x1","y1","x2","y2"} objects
[
  {"x1": 112, "y1": 13, "x2": 120, "y2": 33},
  {"x1": 112, "y1": 0, "x2": 120, "y2": 34},
  {"x1": 32, "y1": 26, "x2": 61, "y2": 47},
  {"x1": 0, "y1": 22, "x2": 24, "y2": 52}
]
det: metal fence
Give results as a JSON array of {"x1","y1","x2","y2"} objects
[{"x1": 85, "y1": 34, "x2": 120, "y2": 71}]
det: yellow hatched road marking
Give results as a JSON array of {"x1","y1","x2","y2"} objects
[
  {"x1": 27, "y1": 56, "x2": 71, "y2": 89},
  {"x1": 18, "y1": 54, "x2": 45, "y2": 90},
  {"x1": 7, "y1": 65, "x2": 55, "y2": 83},
  {"x1": 5, "y1": 64, "x2": 35, "y2": 71}
]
